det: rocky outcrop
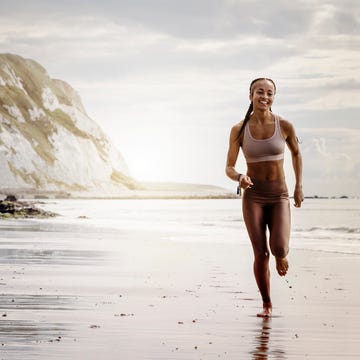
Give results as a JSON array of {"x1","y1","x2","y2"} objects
[{"x1": 0, "y1": 195, "x2": 57, "y2": 218}]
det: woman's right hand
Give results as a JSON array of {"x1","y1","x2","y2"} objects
[{"x1": 239, "y1": 175, "x2": 253, "y2": 189}]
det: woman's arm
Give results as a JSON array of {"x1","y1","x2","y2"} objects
[
  {"x1": 225, "y1": 124, "x2": 253, "y2": 188},
  {"x1": 225, "y1": 125, "x2": 242, "y2": 181},
  {"x1": 282, "y1": 120, "x2": 304, "y2": 207}
]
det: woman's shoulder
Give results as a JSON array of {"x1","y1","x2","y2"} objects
[
  {"x1": 229, "y1": 121, "x2": 244, "y2": 143},
  {"x1": 276, "y1": 114, "x2": 294, "y2": 131},
  {"x1": 276, "y1": 114, "x2": 297, "y2": 139},
  {"x1": 229, "y1": 120, "x2": 244, "y2": 134}
]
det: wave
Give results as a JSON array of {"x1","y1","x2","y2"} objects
[
  {"x1": 291, "y1": 246, "x2": 360, "y2": 256},
  {"x1": 294, "y1": 226, "x2": 360, "y2": 234}
]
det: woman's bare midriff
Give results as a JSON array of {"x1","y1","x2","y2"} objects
[{"x1": 246, "y1": 160, "x2": 285, "y2": 181}]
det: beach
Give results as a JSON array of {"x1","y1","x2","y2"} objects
[{"x1": 0, "y1": 199, "x2": 359, "y2": 359}]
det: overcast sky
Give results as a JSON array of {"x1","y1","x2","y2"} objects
[{"x1": 1, "y1": 0, "x2": 359, "y2": 196}]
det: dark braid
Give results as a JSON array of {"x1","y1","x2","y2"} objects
[
  {"x1": 239, "y1": 78, "x2": 277, "y2": 136},
  {"x1": 239, "y1": 102, "x2": 253, "y2": 135}
]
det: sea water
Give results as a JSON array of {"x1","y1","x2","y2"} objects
[{"x1": 4, "y1": 197, "x2": 358, "y2": 255}]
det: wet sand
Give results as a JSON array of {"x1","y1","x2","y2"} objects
[{"x1": 0, "y1": 220, "x2": 359, "y2": 359}]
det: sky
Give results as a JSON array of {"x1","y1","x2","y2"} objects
[{"x1": 0, "y1": 0, "x2": 359, "y2": 196}]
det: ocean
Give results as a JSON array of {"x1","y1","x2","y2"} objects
[{"x1": 3, "y1": 197, "x2": 358, "y2": 255}]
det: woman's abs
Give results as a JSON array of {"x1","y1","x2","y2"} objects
[{"x1": 246, "y1": 160, "x2": 285, "y2": 181}]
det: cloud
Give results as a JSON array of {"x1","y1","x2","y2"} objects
[
  {"x1": 0, "y1": 0, "x2": 359, "y2": 194},
  {"x1": 1, "y1": 1, "x2": 358, "y2": 81},
  {"x1": 294, "y1": 128, "x2": 360, "y2": 196},
  {"x1": 0, "y1": 0, "x2": 313, "y2": 39}
]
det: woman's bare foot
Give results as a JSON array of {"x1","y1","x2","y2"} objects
[
  {"x1": 275, "y1": 257, "x2": 289, "y2": 276},
  {"x1": 257, "y1": 302, "x2": 272, "y2": 318}
]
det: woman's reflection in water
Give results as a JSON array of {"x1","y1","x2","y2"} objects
[{"x1": 251, "y1": 318, "x2": 286, "y2": 359}]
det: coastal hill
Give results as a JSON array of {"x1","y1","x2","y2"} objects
[
  {"x1": 0, "y1": 54, "x2": 233, "y2": 199},
  {"x1": 0, "y1": 53, "x2": 138, "y2": 195}
]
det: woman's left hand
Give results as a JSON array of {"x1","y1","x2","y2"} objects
[
  {"x1": 293, "y1": 186, "x2": 304, "y2": 208},
  {"x1": 239, "y1": 174, "x2": 253, "y2": 190}
]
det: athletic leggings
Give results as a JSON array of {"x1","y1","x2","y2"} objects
[{"x1": 242, "y1": 179, "x2": 290, "y2": 258}]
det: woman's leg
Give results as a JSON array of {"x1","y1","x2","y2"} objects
[
  {"x1": 268, "y1": 199, "x2": 291, "y2": 276},
  {"x1": 242, "y1": 197, "x2": 272, "y2": 316}
]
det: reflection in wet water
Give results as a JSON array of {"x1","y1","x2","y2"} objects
[
  {"x1": 0, "y1": 294, "x2": 78, "y2": 311},
  {"x1": 0, "y1": 294, "x2": 78, "y2": 356},
  {"x1": 0, "y1": 319, "x2": 68, "y2": 354},
  {"x1": 251, "y1": 318, "x2": 271, "y2": 359},
  {"x1": 0, "y1": 248, "x2": 105, "y2": 265},
  {"x1": 251, "y1": 318, "x2": 287, "y2": 360},
  {"x1": 0, "y1": 220, "x2": 106, "y2": 359}
]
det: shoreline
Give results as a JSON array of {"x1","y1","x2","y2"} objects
[
  {"x1": 1, "y1": 188, "x2": 357, "y2": 201},
  {"x1": 0, "y1": 190, "x2": 238, "y2": 201}
]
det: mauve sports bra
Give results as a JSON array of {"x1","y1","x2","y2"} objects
[{"x1": 242, "y1": 114, "x2": 286, "y2": 163}]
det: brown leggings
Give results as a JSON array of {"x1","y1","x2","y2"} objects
[{"x1": 242, "y1": 179, "x2": 290, "y2": 303}]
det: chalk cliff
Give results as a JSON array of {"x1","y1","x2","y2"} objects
[{"x1": 0, "y1": 54, "x2": 138, "y2": 194}]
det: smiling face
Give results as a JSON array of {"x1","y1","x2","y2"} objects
[{"x1": 249, "y1": 79, "x2": 276, "y2": 112}]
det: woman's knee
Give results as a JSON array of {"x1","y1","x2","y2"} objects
[
  {"x1": 253, "y1": 249, "x2": 270, "y2": 262},
  {"x1": 270, "y1": 244, "x2": 289, "y2": 258}
]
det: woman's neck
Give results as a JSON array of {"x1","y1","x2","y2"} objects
[{"x1": 251, "y1": 110, "x2": 273, "y2": 125}]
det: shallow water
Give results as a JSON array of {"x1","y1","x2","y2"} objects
[
  {"x1": 0, "y1": 198, "x2": 359, "y2": 359},
  {"x1": 19, "y1": 197, "x2": 360, "y2": 254}
]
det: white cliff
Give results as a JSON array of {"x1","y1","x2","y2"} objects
[{"x1": 0, "y1": 53, "x2": 138, "y2": 194}]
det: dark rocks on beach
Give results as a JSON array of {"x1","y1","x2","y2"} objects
[{"x1": 0, "y1": 195, "x2": 57, "y2": 218}]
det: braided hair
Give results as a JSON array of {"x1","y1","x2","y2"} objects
[{"x1": 239, "y1": 78, "x2": 277, "y2": 136}]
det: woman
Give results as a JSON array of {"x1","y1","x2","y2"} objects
[{"x1": 225, "y1": 78, "x2": 304, "y2": 317}]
